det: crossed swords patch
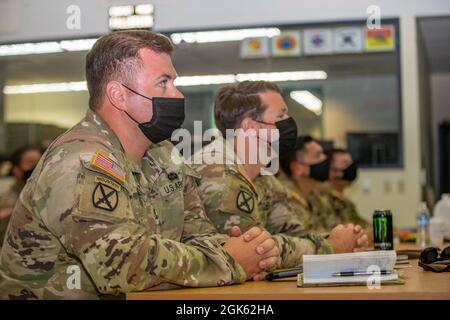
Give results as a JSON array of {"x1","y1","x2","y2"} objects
[
  {"x1": 236, "y1": 189, "x2": 255, "y2": 214},
  {"x1": 92, "y1": 182, "x2": 119, "y2": 211}
]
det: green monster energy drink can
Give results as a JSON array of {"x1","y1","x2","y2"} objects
[{"x1": 372, "y1": 209, "x2": 394, "y2": 250}]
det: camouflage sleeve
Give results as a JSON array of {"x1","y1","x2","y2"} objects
[
  {"x1": 256, "y1": 176, "x2": 333, "y2": 269},
  {"x1": 341, "y1": 199, "x2": 369, "y2": 228},
  {"x1": 68, "y1": 221, "x2": 243, "y2": 293},
  {"x1": 35, "y1": 146, "x2": 244, "y2": 295},
  {"x1": 179, "y1": 166, "x2": 247, "y2": 284},
  {"x1": 195, "y1": 164, "x2": 261, "y2": 235},
  {"x1": 196, "y1": 166, "x2": 329, "y2": 270},
  {"x1": 308, "y1": 191, "x2": 340, "y2": 231}
]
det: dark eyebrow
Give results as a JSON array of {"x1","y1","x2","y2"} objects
[
  {"x1": 278, "y1": 107, "x2": 288, "y2": 115},
  {"x1": 155, "y1": 73, "x2": 176, "y2": 82}
]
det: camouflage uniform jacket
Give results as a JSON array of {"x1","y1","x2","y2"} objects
[
  {"x1": 318, "y1": 183, "x2": 369, "y2": 228},
  {"x1": 191, "y1": 136, "x2": 333, "y2": 270},
  {"x1": 0, "y1": 109, "x2": 246, "y2": 300},
  {"x1": 254, "y1": 175, "x2": 324, "y2": 235},
  {"x1": 303, "y1": 183, "x2": 368, "y2": 232},
  {"x1": 273, "y1": 171, "x2": 318, "y2": 231}
]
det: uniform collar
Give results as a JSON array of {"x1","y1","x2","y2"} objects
[
  {"x1": 83, "y1": 109, "x2": 143, "y2": 178},
  {"x1": 320, "y1": 182, "x2": 343, "y2": 199},
  {"x1": 202, "y1": 135, "x2": 258, "y2": 195},
  {"x1": 277, "y1": 171, "x2": 308, "y2": 203},
  {"x1": 84, "y1": 109, "x2": 124, "y2": 153},
  {"x1": 196, "y1": 134, "x2": 245, "y2": 165}
]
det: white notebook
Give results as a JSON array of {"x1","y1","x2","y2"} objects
[{"x1": 302, "y1": 250, "x2": 398, "y2": 285}]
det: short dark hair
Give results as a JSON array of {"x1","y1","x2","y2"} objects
[
  {"x1": 280, "y1": 135, "x2": 315, "y2": 176},
  {"x1": 214, "y1": 81, "x2": 282, "y2": 136},
  {"x1": 295, "y1": 135, "x2": 315, "y2": 153},
  {"x1": 326, "y1": 147, "x2": 348, "y2": 160},
  {"x1": 85, "y1": 30, "x2": 174, "y2": 110}
]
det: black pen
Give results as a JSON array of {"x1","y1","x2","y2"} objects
[
  {"x1": 265, "y1": 268, "x2": 303, "y2": 281},
  {"x1": 332, "y1": 270, "x2": 392, "y2": 277}
]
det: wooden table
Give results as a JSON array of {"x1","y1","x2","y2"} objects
[{"x1": 126, "y1": 243, "x2": 450, "y2": 300}]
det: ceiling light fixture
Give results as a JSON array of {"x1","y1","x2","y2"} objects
[
  {"x1": 4, "y1": 71, "x2": 327, "y2": 94},
  {"x1": 0, "y1": 38, "x2": 98, "y2": 56},
  {"x1": 4, "y1": 81, "x2": 87, "y2": 94},
  {"x1": 170, "y1": 28, "x2": 281, "y2": 44},
  {"x1": 290, "y1": 90, "x2": 323, "y2": 115}
]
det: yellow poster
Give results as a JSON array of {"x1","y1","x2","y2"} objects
[{"x1": 365, "y1": 25, "x2": 395, "y2": 52}]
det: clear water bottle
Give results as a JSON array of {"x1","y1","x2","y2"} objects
[
  {"x1": 416, "y1": 202, "x2": 430, "y2": 249},
  {"x1": 433, "y1": 194, "x2": 450, "y2": 240}
]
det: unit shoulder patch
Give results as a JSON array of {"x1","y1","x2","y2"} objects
[
  {"x1": 77, "y1": 174, "x2": 128, "y2": 222},
  {"x1": 236, "y1": 189, "x2": 255, "y2": 214},
  {"x1": 92, "y1": 178, "x2": 119, "y2": 212}
]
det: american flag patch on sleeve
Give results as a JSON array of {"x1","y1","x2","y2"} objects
[{"x1": 91, "y1": 151, "x2": 126, "y2": 184}]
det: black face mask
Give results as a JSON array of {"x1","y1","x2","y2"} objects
[
  {"x1": 275, "y1": 117, "x2": 298, "y2": 156},
  {"x1": 257, "y1": 117, "x2": 298, "y2": 158},
  {"x1": 121, "y1": 84, "x2": 185, "y2": 144},
  {"x1": 341, "y1": 162, "x2": 358, "y2": 182},
  {"x1": 307, "y1": 157, "x2": 331, "y2": 182}
]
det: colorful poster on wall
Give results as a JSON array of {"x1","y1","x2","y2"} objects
[
  {"x1": 240, "y1": 37, "x2": 270, "y2": 58},
  {"x1": 303, "y1": 29, "x2": 333, "y2": 55},
  {"x1": 333, "y1": 27, "x2": 363, "y2": 53},
  {"x1": 271, "y1": 31, "x2": 301, "y2": 57},
  {"x1": 364, "y1": 25, "x2": 396, "y2": 52}
]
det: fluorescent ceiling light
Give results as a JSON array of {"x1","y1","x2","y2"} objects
[
  {"x1": 4, "y1": 81, "x2": 87, "y2": 94},
  {"x1": 0, "y1": 27, "x2": 280, "y2": 56},
  {"x1": 59, "y1": 39, "x2": 98, "y2": 51},
  {"x1": 170, "y1": 28, "x2": 281, "y2": 44},
  {"x1": 236, "y1": 71, "x2": 327, "y2": 82},
  {"x1": 4, "y1": 71, "x2": 327, "y2": 94},
  {"x1": 109, "y1": 15, "x2": 154, "y2": 30},
  {"x1": 0, "y1": 42, "x2": 62, "y2": 56},
  {"x1": 135, "y1": 4, "x2": 154, "y2": 15},
  {"x1": 0, "y1": 38, "x2": 98, "y2": 56},
  {"x1": 174, "y1": 74, "x2": 236, "y2": 86},
  {"x1": 290, "y1": 90, "x2": 323, "y2": 115},
  {"x1": 176, "y1": 71, "x2": 327, "y2": 86},
  {"x1": 109, "y1": 5, "x2": 134, "y2": 17}
]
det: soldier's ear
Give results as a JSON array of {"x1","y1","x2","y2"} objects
[
  {"x1": 105, "y1": 81, "x2": 126, "y2": 111},
  {"x1": 240, "y1": 117, "x2": 259, "y2": 132}
]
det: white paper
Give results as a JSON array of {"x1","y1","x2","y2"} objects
[{"x1": 303, "y1": 250, "x2": 397, "y2": 279}]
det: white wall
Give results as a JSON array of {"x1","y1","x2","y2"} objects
[{"x1": 5, "y1": 91, "x2": 88, "y2": 128}]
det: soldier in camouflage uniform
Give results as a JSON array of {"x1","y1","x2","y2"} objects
[
  {"x1": 279, "y1": 136, "x2": 369, "y2": 233},
  {"x1": 192, "y1": 81, "x2": 368, "y2": 270},
  {"x1": 0, "y1": 147, "x2": 42, "y2": 247},
  {"x1": 0, "y1": 31, "x2": 278, "y2": 300},
  {"x1": 317, "y1": 185, "x2": 369, "y2": 229},
  {"x1": 255, "y1": 174, "x2": 315, "y2": 233},
  {"x1": 326, "y1": 148, "x2": 369, "y2": 227}
]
